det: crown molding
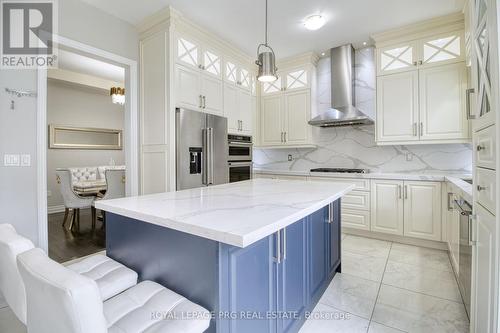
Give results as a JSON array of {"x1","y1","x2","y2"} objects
[
  {"x1": 276, "y1": 52, "x2": 320, "y2": 70},
  {"x1": 371, "y1": 12, "x2": 465, "y2": 46}
]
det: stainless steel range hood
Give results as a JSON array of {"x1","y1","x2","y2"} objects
[{"x1": 309, "y1": 44, "x2": 373, "y2": 127}]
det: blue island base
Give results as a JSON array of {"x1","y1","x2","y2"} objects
[{"x1": 106, "y1": 200, "x2": 341, "y2": 333}]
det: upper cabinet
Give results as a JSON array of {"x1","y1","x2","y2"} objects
[
  {"x1": 258, "y1": 61, "x2": 317, "y2": 148},
  {"x1": 377, "y1": 32, "x2": 464, "y2": 76},
  {"x1": 378, "y1": 42, "x2": 417, "y2": 75},
  {"x1": 373, "y1": 15, "x2": 471, "y2": 145},
  {"x1": 175, "y1": 35, "x2": 224, "y2": 115}
]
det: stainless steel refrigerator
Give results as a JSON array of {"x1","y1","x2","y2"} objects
[{"x1": 176, "y1": 108, "x2": 229, "y2": 190}]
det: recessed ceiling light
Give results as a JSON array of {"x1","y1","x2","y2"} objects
[
  {"x1": 321, "y1": 52, "x2": 325, "y2": 56},
  {"x1": 363, "y1": 41, "x2": 367, "y2": 46},
  {"x1": 304, "y1": 15, "x2": 326, "y2": 31}
]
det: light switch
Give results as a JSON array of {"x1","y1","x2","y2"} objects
[
  {"x1": 3, "y1": 154, "x2": 20, "y2": 166},
  {"x1": 21, "y1": 154, "x2": 31, "y2": 167}
]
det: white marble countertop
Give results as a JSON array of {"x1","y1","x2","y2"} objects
[
  {"x1": 95, "y1": 179, "x2": 355, "y2": 248},
  {"x1": 254, "y1": 168, "x2": 472, "y2": 182},
  {"x1": 445, "y1": 176, "x2": 473, "y2": 203}
]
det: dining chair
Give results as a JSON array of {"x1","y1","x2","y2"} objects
[
  {"x1": 93, "y1": 169, "x2": 125, "y2": 229},
  {"x1": 56, "y1": 169, "x2": 95, "y2": 232},
  {"x1": 18, "y1": 248, "x2": 211, "y2": 333}
]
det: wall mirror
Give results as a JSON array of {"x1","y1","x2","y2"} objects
[{"x1": 49, "y1": 125, "x2": 123, "y2": 150}]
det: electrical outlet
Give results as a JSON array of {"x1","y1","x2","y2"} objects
[
  {"x1": 405, "y1": 152, "x2": 413, "y2": 161},
  {"x1": 287, "y1": 154, "x2": 293, "y2": 161}
]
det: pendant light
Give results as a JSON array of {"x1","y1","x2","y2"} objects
[{"x1": 256, "y1": 0, "x2": 278, "y2": 82}]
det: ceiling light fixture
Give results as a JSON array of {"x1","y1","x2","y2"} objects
[
  {"x1": 256, "y1": 0, "x2": 278, "y2": 82},
  {"x1": 110, "y1": 87, "x2": 125, "y2": 105},
  {"x1": 304, "y1": 14, "x2": 325, "y2": 31}
]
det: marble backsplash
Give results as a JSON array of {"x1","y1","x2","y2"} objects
[{"x1": 254, "y1": 47, "x2": 473, "y2": 174}]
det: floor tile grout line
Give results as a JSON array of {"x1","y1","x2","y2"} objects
[
  {"x1": 367, "y1": 240, "x2": 393, "y2": 331},
  {"x1": 379, "y1": 281, "x2": 464, "y2": 304}
]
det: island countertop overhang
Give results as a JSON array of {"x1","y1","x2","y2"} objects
[{"x1": 95, "y1": 179, "x2": 355, "y2": 247}]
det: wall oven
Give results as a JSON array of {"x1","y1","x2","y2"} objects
[
  {"x1": 228, "y1": 135, "x2": 253, "y2": 183},
  {"x1": 228, "y1": 134, "x2": 252, "y2": 162}
]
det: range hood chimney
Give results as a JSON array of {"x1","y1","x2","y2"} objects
[{"x1": 309, "y1": 44, "x2": 373, "y2": 127}]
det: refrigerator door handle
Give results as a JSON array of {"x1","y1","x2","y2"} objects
[
  {"x1": 202, "y1": 128, "x2": 209, "y2": 185},
  {"x1": 207, "y1": 127, "x2": 214, "y2": 185}
]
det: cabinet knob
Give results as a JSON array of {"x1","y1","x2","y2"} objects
[
  {"x1": 476, "y1": 145, "x2": 486, "y2": 151},
  {"x1": 418, "y1": 60, "x2": 423, "y2": 65},
  {"x1": 413, "y1": 61, "x2": 418, "y2": 66}
]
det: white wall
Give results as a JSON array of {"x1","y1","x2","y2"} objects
[
  {"x1": 254, "y1": 47, "x2": 473, "y2": 174},
  {"x1": 47, "y1": 80, "x2": 125, "y2": 208},
  {"x1": 0, "y1": 0, "x2": 138, "y2": 245}
]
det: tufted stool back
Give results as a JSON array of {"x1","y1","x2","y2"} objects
[{"x1": 69, "y1": 167, "x2": 98, "y2": 184}]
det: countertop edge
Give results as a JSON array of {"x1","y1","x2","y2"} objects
[{"x1": 445, "y1": 176, "x2": 473, "y2": 203}]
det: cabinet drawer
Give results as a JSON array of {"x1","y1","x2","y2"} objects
[
  {"x1": 341, "y1": 209, "x2": 370, "y2": 231},
  {"x1": 310, "y1": 177, "x2": 370, "y2": 191},
  {"x1": 474, "y1": 125, "x2": 496, "y2": 170},
  {"x1": 342, "y1": 190, "x2": 370, "y2": 210},
  {"x1": 476, "y1": 167, "x2": 496, "y2": 215}
]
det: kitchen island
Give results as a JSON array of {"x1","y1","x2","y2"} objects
[{"x1": 95, "y1": 179, "x2": 354, "y2": 333}]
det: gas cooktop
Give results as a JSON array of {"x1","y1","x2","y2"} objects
[{"x1": 310, "y1": 168, "x2": 369, "y2": 174}]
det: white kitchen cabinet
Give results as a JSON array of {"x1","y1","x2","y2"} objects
[
  {"x1": 342, "y1": 209, "x2": 371, "y2": 231},
  {"x1": 419, "y1": 31, "x2": 464, "y2": 68},
  {"x1": 445, "y1": 185, "x2": 460, "y2": 274},
  {"x1": 403, "y1": 181, "x2": 442, "y2": 241},
  {"x1": 225, "y1": 84, "x2": 254, "y2": 135},
  {"x1": 224, "y1": 60, "x2": 252, "y2": 92},
  {"x1": 374, "y1": 22, "x2": 471, "y2": 145},
  {"x1": 176, "y1": 36, "x2": 201, "y2": 69},
  {"x1": 475, "y1": 167, "x2": 496, "y2": 215},
  {"x1": 471, "y1": 204, "x2": 497, "y2": 333},
  {"x1": 376, "y1": 71, "x2": 419, "y2": 142},
  {"x1": 377, "y1": 42, "x2": 417, "y2": 76},
  {"x1": 419, "y1": 63, "x2": 468, "y2": 140},
  {"x1": 261, "y1": 94, "x2": 284, "y2": 146},
  {"x1": 283, "y1": 90, "x2": 310, "y2": 145},
  {"x1": 175, "y1": 64, "x2": 201, "y2": 110},
  {"x1": 474, "y1": 124, "x2": 496, "y2": 169},
  {"x1": 262, "y1": 76, "x2": 283, "y2": 95},
  {"x1": 260, "y1": 89, "x2": 311, "y2": 147},
  {"x1": 371, "y1": 179, "x2": 442, "y2": 241},
  {"x1": 371, "y1": 180, "x2": 404, "y2": 235},
  {"x1": 201, "y1": 74, "x2": 223, "y2": 115}
]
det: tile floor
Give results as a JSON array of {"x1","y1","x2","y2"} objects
[
  {"x1": 0, "y1": 234, "x2": 470, "y2": 333},
  {"x1": 299, "y1": 234, "x2": 470, "y2": 333}
]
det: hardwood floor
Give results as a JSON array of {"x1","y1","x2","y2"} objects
[{"x1": 48, "y1": 208, "x2": 105, "y2": 263}]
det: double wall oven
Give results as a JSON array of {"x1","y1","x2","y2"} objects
[{"x1": 228, "y1": 134, "x2": 253, "y2": 183}]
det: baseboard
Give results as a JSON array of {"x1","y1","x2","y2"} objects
[
  {"x1": 47, "y1": 205, "x2": 66, "y2": 214},
  {"x1": 342, "y1": 227, "x2": 448, "y2": 251}
]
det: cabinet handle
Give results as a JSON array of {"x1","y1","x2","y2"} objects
[
  {"x1": 398, "y1": 185, "x2": 402, "y2": 199},
  {"x1": 202, "y1": 96, "x2": 206, "y2": 109},
  {"x1": 418, "y1": 60, "x2": 423, "y2": 65},
  {"x1": 327, "y1": 203, "x2": 332, "y2": 223},
  {"x1": 447, "y1": 192, "x2": 454, "y2": 211},
  {"x1": 477, "y1": 185, "x2": 488, "y2": 192},
  {"x1": 469, "y1": 214, "x2": 476, "y2": 246},
  {"x1": 476, "y1": 144, "x2": 485, "y2": 151},
  {"x1": 413, "y1": 123, "x2": 417, "y2": 136},
  {"x1": 199, "y1": 95, "x2": 203, "y2": 108},
  {"x1": 413, "y1": 61, "x2": 417, "y2": 66},
  {"x1": 404, "y1": 185, "x2": 408, "y2": 199},
  {"x1": 284, "y1": 132, "x2": 287, "y2": 143},
  {"x1": 198, "y1": 64, "x2": 203, "y2": 69},
  {"x1": 466, "y1": 88, "x2": 476, "y2": 120},
  {"x1": 419, "y1": 122, "x2": 423, "y2": 136},
  {"x1": 281, "y1": 132, "x2": 284, "y2": 143},
  {"x1": 282, "y1": 229, "x2": 287, "y2": 261},
  {"x1": 274, "y1": 231, "x2": 281, "y2": 264}
]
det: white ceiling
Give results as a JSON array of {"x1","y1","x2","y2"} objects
[
  {"x1": 81, "y1": 0, "x2": 465, "y2": 58},
  {"x1": 58, "y1": 49, "x2": 125, "y2": 83}
]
